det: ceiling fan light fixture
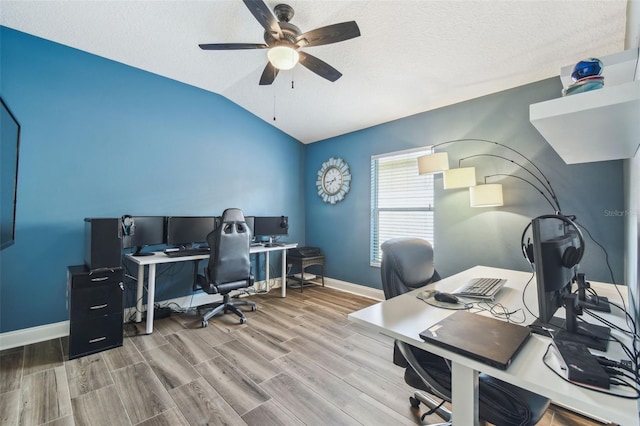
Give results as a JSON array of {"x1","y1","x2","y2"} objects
[{"x1": 268, "y1": 45, "x2": 299, "y2": 70}]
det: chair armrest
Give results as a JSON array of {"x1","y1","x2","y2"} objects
[{"x1": 396, "y1": 340, "x2": 452, "y2": 402}]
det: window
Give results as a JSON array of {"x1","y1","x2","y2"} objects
[{"x1": 370, "y1": 147, "x2": 434, "y2": 266}]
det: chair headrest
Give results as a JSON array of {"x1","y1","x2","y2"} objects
[
  {"x1": 221, "y1": 208, "x2": 245, "y2": 223},
  {"x1": 381, "y1": 237, "x2": 437, "y2": 288}
]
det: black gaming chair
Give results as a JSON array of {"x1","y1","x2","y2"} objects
[
  {"x1": 381, "y1": 237, "x2": 550, "y2": 426},
  {"x1": 195, "y1": 208, "x2": 256, "y2": 326}
]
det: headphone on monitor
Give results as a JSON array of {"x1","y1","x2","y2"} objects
[
  {"x1": 122, "y1": 215, "x2": 135, "y2": 236},
  {"x1": 280, "y1": 216, "x2": 289, "y2": 230},
  {"x1": 520, "y1": 214, "x2": 585, "y2": 269}
]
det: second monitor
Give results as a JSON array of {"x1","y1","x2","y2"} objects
[
  {"x1": 122, "y1": 216, "x2": 165, "y2": 256},
  {"x1": 166, "y1": 216, "x2": 219, "y2": 248},
  {"x1": 253, "y1": 216, "x2": 288, "y2": 246}
]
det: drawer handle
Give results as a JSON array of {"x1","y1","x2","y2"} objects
[
  {"x1": 89, "y1": 304, "x2": 108, "y2": 310},
  {"x1": 89, "y1": 337, "x2": 107, "y2": 344},
  {"x1": 91, "y1": 277, "x2": 109, "y2": 282}
]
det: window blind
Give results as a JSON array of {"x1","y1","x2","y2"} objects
[{"x1": 370, "y1": 147, "x2": 434, "y2": 266}]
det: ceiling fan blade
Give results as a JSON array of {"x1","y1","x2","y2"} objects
[
  {"x1": 296, "y1": 21, "x2": 360, "y2": 48},
  {"x1": 298, "y1": 51, "x2": 342, "y2": 82},
  {"x1": 242, "y1": 0, "x2": 282, "y2": 38},
  {"x1": 259, "y1": 62, "x2": 279, "y2": 85},
  {"x1": 199, "y1": 43, "x2": 268, "y2": 50}
]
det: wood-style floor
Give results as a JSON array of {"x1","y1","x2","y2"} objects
[{"x1": 1, "y1": 284, "x2": 607, "y2": 426}]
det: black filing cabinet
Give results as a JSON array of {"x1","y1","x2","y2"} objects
[{"x1": 68, "y1": 265, "x2": 124, "y2": 359}]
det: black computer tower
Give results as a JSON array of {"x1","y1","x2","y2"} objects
[{"x1": 84, "y1": 218, "x2": 122, "y2": 270}]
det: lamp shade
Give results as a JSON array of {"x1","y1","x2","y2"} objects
[
  {"x1": 443, "y1": 167, "x2": 476, "y2": 189},
  {"x1": 267, "y1": 46, "x2": 299, "y2": 70},
  {"x1": 417, "y1": 152, "x2": 449, "y2": 175},
  {"x1": 470, "y1": 184, "x2": 504, "y2": 207}
]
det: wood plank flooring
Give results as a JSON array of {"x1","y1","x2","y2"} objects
[{"x1": 0, "y1": 285, "x2": 609, "y2": 425}]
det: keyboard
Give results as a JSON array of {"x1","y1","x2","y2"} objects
[
  {"x1": 452, "y1": 277, "x2": 507, "y2": 300},
  {"x1": 164, "y1": 247, "x2": 210, "y2": 258}
]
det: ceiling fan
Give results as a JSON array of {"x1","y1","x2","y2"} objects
[{"x1": 199, "y1": 0, "x2": 361, "y2": 85}]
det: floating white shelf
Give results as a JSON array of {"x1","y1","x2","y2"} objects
[{"x1": 530, "y1": 49, "x2": 640, "y2": 164}]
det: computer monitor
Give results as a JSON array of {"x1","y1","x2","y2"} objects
[
  {"x1": 532, "y1": 217, "x2": 576, "y2": 324},
  {"x1": 166, "y1": 216, "x2": 218, "y2": 247},
  {"x1": 254, "y1": 216, "x2": 288, "y2": 245},
  {"x1": 122, "y1": 216, "x2": 166, "y2": 256},
  {"x1": 244, "y1": 216, "x2": 255, "y2": 240},
  {"x1": 531, "y1": 216, "x2": 610, "y2": 351}
]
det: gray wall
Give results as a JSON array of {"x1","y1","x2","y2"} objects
[{"x1": 305, "y1": 77, "x2": 625, "y2": 289}]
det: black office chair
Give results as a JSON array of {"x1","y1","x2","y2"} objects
[
  {"x1": 381, "y1": 237, "x2": 550, "y2": 426},
  {"x1": 195, "y1": 208, "x2": 256, "y2": 326}
]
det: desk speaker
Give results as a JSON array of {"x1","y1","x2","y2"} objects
[{"x1": 84, "y1": 218, "x2": 122, "y2": 271}]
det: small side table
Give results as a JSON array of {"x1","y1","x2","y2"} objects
[{"x1": 288, "y1": 255, "x2": 325, "y2": 292}]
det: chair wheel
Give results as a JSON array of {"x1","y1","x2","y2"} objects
[
  {"x1": 240, "y1": 317, "x2": 247, "y2": 324},
  {"x1": 409, "y1": 396, "x2": 420, "y2": 408},
  {"x1": 201, "y1": 320, "x2": 208, "y2": 328}
]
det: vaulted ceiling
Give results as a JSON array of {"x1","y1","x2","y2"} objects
[{"x1": 1, "y1": 1, "x2": 632, "y2": 143}]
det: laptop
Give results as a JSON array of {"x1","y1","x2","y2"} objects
[{"x1": 419, "y1": 311, "x2": 531, "y2": 370}]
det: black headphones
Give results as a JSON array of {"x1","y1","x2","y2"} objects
[
  {"x1": 280, "y1": 216, "x2": 289, "y2": 229},
  {"x1": 520, "y1": 214, "x2": 584, "y2": 269},
  {"x1": 122, "y1": 215, "x2": 135, "y2": 236}
]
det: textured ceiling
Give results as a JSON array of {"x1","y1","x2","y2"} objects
[{"x1": 0, "y1": 0, "x2": 630, "y2": 143}]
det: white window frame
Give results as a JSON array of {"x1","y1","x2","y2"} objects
[{"x1": 370, "y1": 146, "x2": 435, "y2": 267}]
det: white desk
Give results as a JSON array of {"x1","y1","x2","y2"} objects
[
  {"x1": 125, "y1": 243, "x2": 297, "y2": 334},
  {"x1": 348, "y1": 266, "x2": 639, "y2": 426}
]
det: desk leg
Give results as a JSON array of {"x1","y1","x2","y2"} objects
[
  {"x1": 136, "y1": 264, "x2": 145, "y2": 323},
  {"x1": 451, "y1": 362, "x2": 479, "y2": 425},
  {"x1": 145, "y1": 264, "x2": 157, "y2": 334},
  {"x1": 281, "y1": 250, "x2": 287, "y2": 298},
  {"x1": 265, "y1": 251, "x2": 270, "y2": 293}
]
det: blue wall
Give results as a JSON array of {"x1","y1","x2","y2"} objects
[
  {"x1": 0, "y1": 27, "x2": 304, "y2": 333},
  {"x1": 305, "y1": 79, "x2": 625, "y2": 289}
]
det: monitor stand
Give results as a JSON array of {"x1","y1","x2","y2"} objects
[
  {"x1": 575, "y1": 273, "x2": 610, "y2": 312},
  {"x1": 132, "y1": 246, "x2": 154, "y2": 257},
  {"x1": 263, "y1": 237, "x2": 283, "y2": 248},
  {"x1": 531, "y1": 294, "x2": 610, "y2": 352}
]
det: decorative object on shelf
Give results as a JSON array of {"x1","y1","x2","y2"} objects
[
  {"x1": 316, "y1": 157, "x2": 351, "y2": 204},
  {"x1": 571, "y1": 58, "x2": 603, "y2": 81},
  {"x1": 530, "y1": 48, "x2": 639, "y2": 164},
  {"x1": 563, "y1": 57, "x2": 604, "y2": 96}
]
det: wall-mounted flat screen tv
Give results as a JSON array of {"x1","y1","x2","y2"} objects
[{"x1": 1, "y1": 97, "x2": 21, "y2": 250}]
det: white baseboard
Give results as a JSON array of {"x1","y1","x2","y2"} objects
[
  {"x1": 0, "y1": 277, "x2": 381, "y2": 351},
  {"x1": 0, "y1": 321, "x2": 70, "y2": 351},
  {"x1": 322, "y1": 277, "x2": 385, "y2": 301}
]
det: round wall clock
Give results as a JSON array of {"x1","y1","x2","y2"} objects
[{"x1": 316, "y1": 157, "x2": 351, "y2": 204}]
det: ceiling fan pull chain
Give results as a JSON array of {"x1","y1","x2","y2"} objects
[{"x1": 273, "y1": 93, "x2": 277, "y2": 121}]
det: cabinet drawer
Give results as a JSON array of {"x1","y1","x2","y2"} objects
[
  {"x1": 69, "y1": 313, "x2": 123, "y2": 359},
  {"x1": 70, "y1": 269, "x2": 122, "y2": 288},
  {"x1": 70, "y1": 281, "x2": 123, "y2": 320}
]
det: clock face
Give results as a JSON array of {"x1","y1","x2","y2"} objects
[
  {"x1": 322, "y1": 166, "x2": 343, "y2": 195},
  {"x1": 316, "y1": 157, "x2": 351, "y2": 204}
]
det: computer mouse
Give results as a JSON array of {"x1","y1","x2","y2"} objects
[{"x1": 434, "y1": 292, "x2": 459, "y2": 304}]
